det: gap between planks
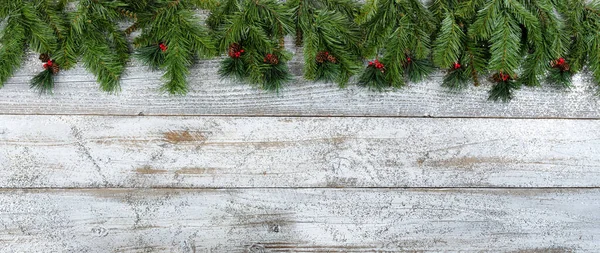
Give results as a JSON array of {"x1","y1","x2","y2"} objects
[
  {"x1": 2, "y1": 113, "x2": 600, "y2": 120},
  {"x1": 1, "y1": 187, "x2": 600, "y2": 190}
]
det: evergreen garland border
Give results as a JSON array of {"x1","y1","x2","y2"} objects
[{"x1": 0, "y1": 0, "x2": 599, "y2": 101}]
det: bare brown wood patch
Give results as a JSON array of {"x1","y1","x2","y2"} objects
[
  {"x1": 164, "y1": 130, "x2": 207, "y2": 144},
  {"x1": 135, "y1": 166, "x2": 168, "y2": 175},
  {"x1": 426, "y1": 156, "x2": 514, "y2": 169}
]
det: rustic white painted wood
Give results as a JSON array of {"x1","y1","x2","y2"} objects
[
  {"x1": 1, "y1": 115, "x2": 599, "y2": 188},
  {"x1": 0, "y1": 188, "x2": 597, "y2": 252},
  {"x1": 1, "y1": 52, "x2": 599, "y2": 118}
]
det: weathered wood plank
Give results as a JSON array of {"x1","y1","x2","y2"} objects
[
  {"x1": 0, "y1": 188, "x2": 598, "y2": 252},
  {"x1": 2, "y1": 115, "x2": 599, "y2": 188},
  {"x1": 1, "y1": 52, "x2": 599, "y2": 117}
]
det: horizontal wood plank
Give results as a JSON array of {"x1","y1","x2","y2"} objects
[
  {"x1": 1, "y1": 116, "x2": 599, "y2": 188},
  {"x1": 0, "y1": 188, "x2": 598, "y2": 252},
  {"x1": 1, "y1": 51, "x2": 599, "y2": 118}
]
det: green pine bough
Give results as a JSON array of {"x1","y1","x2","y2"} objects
[{"x1": 0, "y1": 0, "x2": 600, "y2": 101}]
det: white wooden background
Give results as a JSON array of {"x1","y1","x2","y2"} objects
[{"x1": 1, "y1": 46, "x2": 600, "y2": 252}]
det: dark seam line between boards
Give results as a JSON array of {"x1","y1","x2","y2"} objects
[
  {"x1": 0, "y1": 113, "x2": 599, "y2": 120},
  {"x1": 0, "y1": 187, "x2": 599, "y2": 190}
]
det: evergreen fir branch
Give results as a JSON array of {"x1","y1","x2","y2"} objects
[
  {"x1": 135, "y1": 44, "x2": 165, "y2": 70},
  {"x1": 321, "y1": 0, "x2": 360, "y2": 20},
  {"x1": 107, "y1": 26, "x2": 130, "y2": 67},
  {"x1": 443, "y1": 68, "x2": 470, "y2": 90},
  {"x1": 455, "y1": 0, "x2": 487, "y2": 20},
  {"x1": 546, "y1": 68, "x2": 573, "y2": 88},
  {"x1": 429, "y1": 0, "x2": 449, "y2": 21},
  {"x1": 503, "y1": 0, "x2": 539, "y2": 31},
  {"x1": 361, "y1": 0, "x2": 399, "y2": 50},
  {"x1": 469, "y1": 0, "x2": 501, "y2": 40},
  {"x1": 260, "y1": 61, "x2": 293, "y2": 91},
  {"x1": 355, "y1": 0, "x2": 378, "y2": 24},
  {"x1": 30, "y1": 68, "x2": 54, "y2": 94},
  {"x1": 433, "y1": 13, "x2": 465, "y2": 68},
  {"x1": 72, "y1": 0, "x2": 128, "y2": 92},
  {"x1": 410, "y1": 24, "x2": 433, "y2": 60},
  {"x1": 381, "y1": 16, "x2": 413, "y2": 88},
  {"x1": 189, "y1": 0, "x2": 220, "y2": 11},
  {"x1": 20, "y1": 2, "x2": 57, "y2": 53},
  {"x1": 308, "y1": 10, "x2": 362, "y2": 86},
  {"x1": 487, "y1": 12, "x2": 521, "y2": 77},
  {"x1": 207, "y1": 0, "x2": 242, "y2": 30},
  {"x1": 52, "y1": 25, "x2": 78, "y2": 70},
  {"x1": 535, "y1": 0, "x2": 568, "y2": 60},
  {"x1": 35, "y1": 0, "x2": 68, "y2": 41},
  {"x1": 302, "y1": 28, "x2": 319, "y2": 80},
  {"x1": 80, "y1": 32, "x2": 126, "y2": 92},
  {"x1": 127, "y1": 0, "x2": 217, "y2": 94},
  {"x1": 162, "y1": 34, "x2": 191, "y2": 94},
  {"x1": 405, "y1": 58, "x2": 434, "y2": 83},
  {"x1": 489, "y1": 79, "x2": 520, "y2": 101},
  {"x1": 358, "y1": 63, "x2": 389, "y2": 90},
  {"x1": 520, "y1": 51, "x2": 546, "y2": 86},
  {"x1": 463, "y1": 40, "x2": 488, "y2": 86},
  {"x1": 0, "y1": 19, "x2": 27, "y2": 87},
  {"x1": 589, "y1": 32, "x2": 600, "y2": 84},
  {"x1": 218, "y1": 57, "x2": 247, "y2": 80}
]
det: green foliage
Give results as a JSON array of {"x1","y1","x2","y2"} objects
[
  {"x1": 211, "y1": 0, "x2": 294, "y2": 90},
  {"x1": 547, "y1": 68, "x2": 574, "y2": 88},
  {"x1": 489, "y1": 79, "x2": 520, "y2": 102},
  {"x1": 431, "y1": 0, "x2": 568, "y2": 101},
  {"x1": 0, "y1": 18, "x2": 27, "y2": 87},
  {"x1": 1, "y1": 0, "x2": 600, "y2": 101},
  {"x1": 443, "y1": 68, "x2": 470, "y2": 90},
  {"x1": 288, "y1": 0, "x2": 362, "y2": 87},
  {"x1": 30, "y1": 68, "x2": 54, "y2": 94},
  {"x1": 219, "y1": 57, "x2": 247, "y2": 81},
  {"x1": 358, "y1": 62, "x2": 388, "y2": 90},
  {"x1": 0, "y1": 0, "x2": 57, "y2": 88},
  {"x1": 433, "y1": 13, "x2": 465, "y2": 69},
  {"x1": 71, "y1": 0, "x2": 129, "y2": 92},
  {"x1": 261, "y1": 59, "x2": 293, "y2": 91},
  {"x1": 125, "y1": 0, "x2": 217, "y2": 94},
  {"x1": 360, "y1": 0, "x2": 436, "y2": 88}
]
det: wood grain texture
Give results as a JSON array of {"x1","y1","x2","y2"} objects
[
  {"x1": 1, "y1": 51, "x2": 599, "y2": 118},
  {"x1": 0, "y1": 188, "x2": 597, "y2": 252},
  {"x1": 1, "y1": 115, "x2": 599, "y2": 188}
]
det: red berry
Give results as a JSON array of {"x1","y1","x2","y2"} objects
[
  {"x1": 557, "y1": 58, "x2": 565, "y2": 65},
  {"x1": 46, "y1": 60, "x2": 53, "y2": 67},
  {"x1": 407, "y1": 57, "x2": 411, "y2": 62},
  {"x1": 159, "y1": 43, "x2": 168, "y2": 52},
  {"x1": 453, "y1": 62, "x2": 461, "y2": 69},
  {"x1": 43, "y1": 63, "x2": 49, "y2": 69}
]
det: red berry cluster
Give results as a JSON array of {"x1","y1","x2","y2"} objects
[
  {"x1": 551, "y1": 57, "x2": 570, "y2": 72},
  {"x1": 452, "y1": 62, "x2": 461, "y2": 70},
  {"x1": 228, "y1": 43, "x2": 245, "y2": 59},
  {"x1": 316, "y1": 51, "x2": 337, "y2": 64},
  {"x1": 159, "y1": 43, "x2": 168, "y2": 52},
  {"x1": 368, "y1": 59, "x2": 385, "y2": 72},
  {"x1": 39, "y1": 53, "x2": 60, "y2": 74},
  {"x1": 492, "y1": 72, "x2": 512, "y2": 82},
  {"x1": 264, "y1": 53, "x2": 279, "y2": 65},
  {"x1": 43, "y1": 60, "x2": 53, "y2": 69}
]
